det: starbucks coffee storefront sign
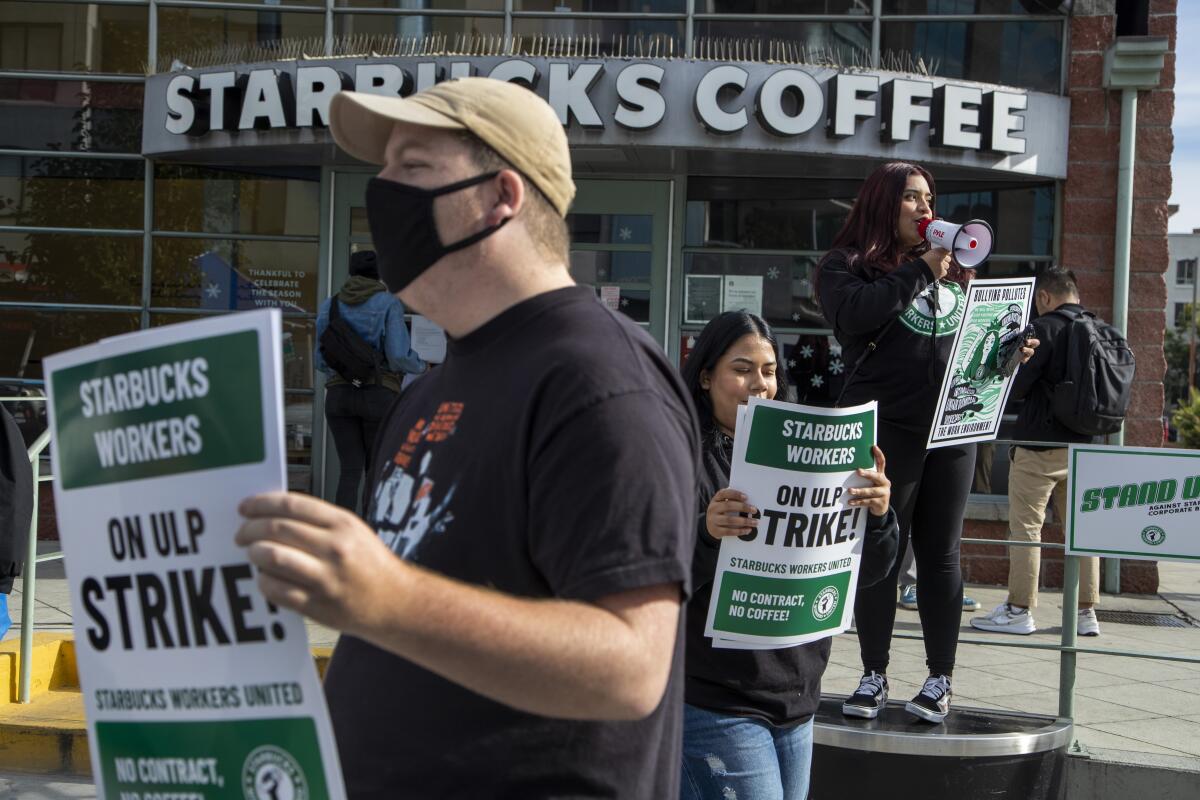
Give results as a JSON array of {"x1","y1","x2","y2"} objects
[{"x1": 143, "y1": 56, "x2": 1069, "y2": 178}]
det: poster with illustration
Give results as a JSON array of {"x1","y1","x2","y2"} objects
[{"x1": 927, "y1": 277, "x2": 1035, "y2": 449}]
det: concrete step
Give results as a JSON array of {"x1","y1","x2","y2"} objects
[{"x1": 0, "y1": 636, "x2": 333, "y2": 775}]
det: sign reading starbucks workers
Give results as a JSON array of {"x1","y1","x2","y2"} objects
[
  {"x1": 1067, "y1": 445, "x2": 1200, "y2": 563},
  {"x1": 44, "y1": 310, "x2": 346, "y2": 800},
  {"x1": 704, "y1": 398, "x2": 878, "y2": 648},
  {"x1": 927, "y1": 277, "x2": 1035, "y2": 449}
]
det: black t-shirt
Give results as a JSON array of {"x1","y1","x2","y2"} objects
[
  {"x1": 322, "y1": 286, "x2": 699, "y2": 799},
  {"x1": 817, "y1": 250, "x2": 966, "y2": 432}
]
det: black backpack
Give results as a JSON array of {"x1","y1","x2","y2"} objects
[
  {"x1": 320, "y1": 298, "x2": 385, "y2": 387},
  {"x1": 1050, "y1": 309, "x2": 1136, "y2": 436}
]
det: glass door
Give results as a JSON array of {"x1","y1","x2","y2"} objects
[
  {"x1": 569, "y1": 179, "x2": 672, "y2": 346},
  {"x1": 319, "y1": 173, "x2": 673, "y2": 501}
]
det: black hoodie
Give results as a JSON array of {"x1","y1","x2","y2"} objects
[{"x1": 818, "y1": 250, "x2": 967, "y2": 433}]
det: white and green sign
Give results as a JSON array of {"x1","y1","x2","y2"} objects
[
  {"x1": 704, "y1": 398, "x2": 877, "y2": 648},
  {"x1": 44, "y1": 310, "x2": 346, "y2": 800},
  {"x1": 1067, "y1": 445, "x2": 1200, "y2": 562},
  {"x1": 927, "y1": 277, "x2": 1034, "y2": 449}
]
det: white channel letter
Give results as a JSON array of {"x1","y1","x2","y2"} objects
[
  {"x1": 755, "y1": 68, "x2": 822, "y2": 137},
  {"x1": 165, "y1": 75, "x2": 196, "y2": 135},
  {"x1": 297, "y1": 67, "x2": 346, "y2": 128},
  {"x1": 614, "y1": 63, "x2": 666, "y2": 130},
  {"x1": 694, "y1": 65, "x2": 749, "y2": 134},
  {"x1": 827, "y1": 73, "x2": 880, "y2": 139},
  {"x1": 549, "y1": 63, "x2": 605, "y2": 128},
  {"x1": 238, "y1": 70, "x2": 288, "y2": 130},
  {"x1": 198, "y1": 71, "x2": 236, "y2": 132}
]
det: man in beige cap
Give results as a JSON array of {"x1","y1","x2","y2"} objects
[{"x1": 236, "y1": 77, "x2": 698, "y2": 798}]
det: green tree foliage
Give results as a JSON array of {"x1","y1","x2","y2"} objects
[{"x1": 1172, "y1": 388, "x2": 1200, "y2": 449}]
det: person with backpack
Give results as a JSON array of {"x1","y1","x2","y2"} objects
[
  {"x1": 971, "y1": 267, "x2": 1134, "y2": 637},
  {"x1": 316, "y1": 250, "x2": 426, "y2": 512},
  {"x1": 0, "y1": 402, "x2": 32, "y2": 641}
]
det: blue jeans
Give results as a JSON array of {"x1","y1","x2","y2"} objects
[
  {"x1": 0, "y1": 594, "x2": 10, "y2": 641},
  {"x1": 680, "y1": 703, "x2": 814, "y2": 800}
]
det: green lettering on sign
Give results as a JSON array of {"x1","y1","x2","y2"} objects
[
  {"x1": 97, "y1": 717, "x2": 329, "y2": 800},
  {"x1": 744, "y1": 406, "x2": 874, "y2": 474},
  {"x1": 51, "y1": 330, "x2": 265, "y2": 489},
  {"x1": 713, "y1": 570, "x2": 852, "y2": 637}
]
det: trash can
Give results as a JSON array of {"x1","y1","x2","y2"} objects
[{"x1": 811, "y1": 697, "x2": 1073, "y2": 799}]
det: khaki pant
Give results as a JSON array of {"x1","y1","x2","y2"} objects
[{"x1": 1007, "y1": 447, "x2": 1100, "y2": 608}]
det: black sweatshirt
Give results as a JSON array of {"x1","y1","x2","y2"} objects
[
  {"x1": 817, "y1": 250, "x2": 967, "y2": 433},
  {"x1": 684, "y1": 429, "x2": 899, "y2": 727},
  {"x1": 0, "y1": 406, "x2": 31, "y2": 595}
]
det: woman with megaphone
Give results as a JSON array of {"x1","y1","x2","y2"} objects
[{"x1": 816, "y1": 161, "x2": 1036, "y2": 724}]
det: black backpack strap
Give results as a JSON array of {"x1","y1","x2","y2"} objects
[{"x1": 835, "y1": 315, "x2": 900, "y2": 408}]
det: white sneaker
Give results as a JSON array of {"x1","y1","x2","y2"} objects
[
  {"x1": 1078, "y1": 608, "x2": 1101, "y2": 637},
  {"x1": 970, "y1": 602, "x2": 1036, "y2": 635}
]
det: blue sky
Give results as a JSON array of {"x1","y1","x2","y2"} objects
[{"x1": 1169, "y1": 7, "x2": 1199, "y2": 233}]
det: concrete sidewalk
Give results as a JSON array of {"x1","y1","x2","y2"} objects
[
  {"x1": 824, "y1": 559, "x2": 1200, "y2": 765},
  {"x1": 8, "y1": 543, "x2": 1200, "y2": 771}
]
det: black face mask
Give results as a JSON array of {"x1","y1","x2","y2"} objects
[{"x1": 366, "y1": 172, "x2": 509, "y2": 293}]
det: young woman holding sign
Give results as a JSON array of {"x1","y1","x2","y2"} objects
[
  {"x1": 817, "y1": 161, "x2": 1037, "y2": 723},
  {"x1": 678, "y1": 311, "x2": 899, "y2": 800}
]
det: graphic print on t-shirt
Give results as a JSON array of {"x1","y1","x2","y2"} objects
[
  {"x1": 370, "y1": 401, "x2": 463, "y2": 559},
  {"x1": 898, "y1": 280, "x2": 965, "y2": 337}
]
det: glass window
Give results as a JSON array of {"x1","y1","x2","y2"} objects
[
  {"x1": 151, "y1": 237, "x2": 320, "y2": 314},
  {"x1": 0, "y1": 79, "x2": 143, "y2": 153},
  {"x1": 0, "y1": 156, "x2": 144, "y2": 231},
  {"x1": 283, "y1": 392, "x2": 314, "y2": 493},
  {"x1": 975, "y1": 258, "x2": 1047, "y2": 279},
  {"x1": 694, "y1": 20, "x2": 870, "y2": 64},
  {"x1": 512, "y1": 18, "x2": 684, "y2": 53},
  {"x1": 569, "y1": 213, "x2": 652, "y2": 245},
  {"x1": 0, "y1": 3, "x2": 148, "y2": 74},
  {"x1": 157, "y1": 8, "x2": 325, "y2": 70},
  {"x1": 684, "y1": 252, "x2": 823, "y2": 330},
  {"x1": 698, "y1": 1, "x2": 864, "y2": 12},
  {"x1": 155, "y1": 166, "x2": 320, "y2": 237},
  {"x1": 936, "y1": 183, "x2": 1054, "y2": 256},
  {"x1": 1176, "y1": 259, "x2": 1196, "y2": 285},
  {"x1": 186, "y1": 0, "x2": 327, "y2": 6},
  {"x1": 883, "y1": 1, "x2": 1066, "y2": 13},
  {"x1": 516, "y1": 1, "x2": 686, "y2": 11},
  {"x1": 0, "y1": 309, "x2": 140, "y2": 382},
  {"x1": 0, "y1": 230, "x2": 142, "y2": 306},
  {"x1": 338, "y1": 0, "x2": 503, "y2": 8},
  {"x1": 881, "y1": 20, "x2": 1062, "y2": 94},
  {"x1": 335, "y1": 14, "x2": 503, "y2": 38},
  {"x1": 151, "y1": 313, "x2": 317, "y2": 392},
  {"x1": 685, "y1": 176, "x2": 862, "y2": 251}
]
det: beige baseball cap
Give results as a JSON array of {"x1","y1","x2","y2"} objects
[{"x1": 329, "y1": 77, "x2": 575, "y2": 217}]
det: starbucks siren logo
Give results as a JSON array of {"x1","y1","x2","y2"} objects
[
  {"x1": 242, "y1": 745, "x2": 308, "y2": 800},
  {"x1": 812, "y1": 586, "x2": 840, "y2": 622},
  {"x1": 899, "y1": 281, "x2": 966, "y2": 337},
  {"x1": 1141, "y1": 526, "x2": 1166, "y2": 546}
]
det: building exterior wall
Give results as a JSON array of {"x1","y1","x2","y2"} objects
[
  {"x1": 963, "y1": 0, "x2": 1176, "y2": 595},
  {"x1": 1167, "y1": 231, "x2": 1200, "y2": 328},
  {"x1": 1, "y1": 3, "x2": 1177, "y2": 596}
]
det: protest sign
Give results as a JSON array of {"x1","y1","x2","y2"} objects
[
  {"x1": 44, "y1": 309, "x2": 345, "y2": 800},
  {"x1": 1067, "y1": 445, "x2": 1200, "y2": 563},
  {"x1": 928, "y1": 277, "x2": 1035, "y2": 449},
  {"x1": 704, "y1": 398, "x2": 877, "y2": 647}
]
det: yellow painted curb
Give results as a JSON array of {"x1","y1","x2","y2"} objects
[{"x1": 0, "y1": 639, "x2": 337, "y2": 775}]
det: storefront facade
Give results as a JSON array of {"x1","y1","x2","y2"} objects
[{"x1": 1, "y1": 2, "x2": 1177, "y2": 591}]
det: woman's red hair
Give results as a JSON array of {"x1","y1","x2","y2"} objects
[{"x1": 820, "y1": 161, "x2": 973, "y2": 288}]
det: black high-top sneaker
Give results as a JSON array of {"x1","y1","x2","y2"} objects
[
  {"x1": 906, "y1": 674, "x2": 952, "y2": 723},
  {"x1": 842, "y1": 671, "x2": 889, "y2": 719}
]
